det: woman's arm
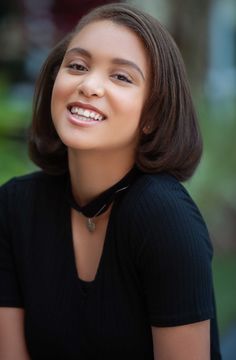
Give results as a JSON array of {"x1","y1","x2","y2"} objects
[
  {"x1": 152, "y1": 320, "x2": 210, "y2": 360},
  {"x1": 0, "y1": 308, "x2": 30, "y2": 360}
]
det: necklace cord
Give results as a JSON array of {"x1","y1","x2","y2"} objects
[{"x1": 66, "y1": 166, "x2": 141, "y2": 219}]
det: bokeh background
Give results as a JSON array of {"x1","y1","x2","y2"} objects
[{"x1": 0, "y1": 0, "x2": 235, "y2": 357}]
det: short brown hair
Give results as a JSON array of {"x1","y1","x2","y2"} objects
[{"x1": 28, "y1": 2, "x2": 202, "y2": 181}]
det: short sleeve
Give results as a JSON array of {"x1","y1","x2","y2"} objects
[
  {"x1": 132, "y1": 177, "x2": 214, "y2": 327},
  {"x1": 0, "y1": 180, "x2": 23, "y2": 307}
]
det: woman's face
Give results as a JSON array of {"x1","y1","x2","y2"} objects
[{"x1": 51, "y1": 20, "x2": 149, "y2": 157}]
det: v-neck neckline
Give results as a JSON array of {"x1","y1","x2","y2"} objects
[{"x1": 66, "y1": 197, "x2": 118, "y2": 296}]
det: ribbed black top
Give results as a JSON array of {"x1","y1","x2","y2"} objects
[{"x1": 0, "y1": 171, "x2": 221, "y2": 359}]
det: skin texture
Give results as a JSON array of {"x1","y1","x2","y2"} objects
[
  {"x1": 0, "y1": 308, "x2": 30, "y2": 359},
  {"x1": 151, "y1": 320, "x2": 210, "y2": 360},
  {"x1": 0, "y1": 20, "x2": 211, "y2": 359}
]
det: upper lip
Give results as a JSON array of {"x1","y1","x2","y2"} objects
[{"x1": 67, "y1": 101, "x2": 107, "y2": 119}]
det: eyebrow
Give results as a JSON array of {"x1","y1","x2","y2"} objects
[{"x1": 65, "y1": 47, "x2": 145, "y2": 80}]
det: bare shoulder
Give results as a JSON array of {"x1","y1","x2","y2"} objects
[{"x1": 0, "y1": 307, "x2": 30, "y2": 359}]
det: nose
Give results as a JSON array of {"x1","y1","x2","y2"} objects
[{"x1": 78, "y1": 73, "x2": 105, "y2": 98}]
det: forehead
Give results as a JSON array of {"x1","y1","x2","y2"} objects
[{"x1": 67, "y1": 20, "x2": 148, "y2": 67}]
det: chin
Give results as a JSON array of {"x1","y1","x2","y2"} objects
[{"x1": 64, "y1": 139, "x2": 100, "y2": 152}]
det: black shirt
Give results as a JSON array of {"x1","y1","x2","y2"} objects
[{"x1": 0, "y1": 171, "x2": 221, "y2": 359}]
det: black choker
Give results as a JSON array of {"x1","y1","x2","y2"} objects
[{"x1": 66, "y1": 166, "x2": 141, "y2": 232}]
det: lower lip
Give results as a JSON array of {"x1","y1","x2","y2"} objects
[{"x1": 67, "y1": 110, "x2": 105, "y2": 127}]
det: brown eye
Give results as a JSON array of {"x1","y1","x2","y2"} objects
[
  {"x1": 68, "y1": 63, "x2": 88, "y2": 72},
  {"x1": 113, "y1": 73, "x2": 132, "y2": 83}
]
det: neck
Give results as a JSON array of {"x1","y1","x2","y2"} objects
[{"x1": 68, "y1": 149, "x2": 135, "y2": 206}]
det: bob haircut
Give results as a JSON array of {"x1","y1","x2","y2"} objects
[{"x1": 28, "y1": 2, "x2": 202, "y2": 182}]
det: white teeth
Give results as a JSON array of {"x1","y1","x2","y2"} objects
[
  {"x1": 83, "y1": 109, "x2": 90, "y2": 117},
  {"x1": 70, "y1": 106, "x2": 104, "y2": 121},
  {"x1": 71, "y1": 106, "x2": 79, "y2": 114},
  {"x1": 76, "y1": 116, "x2": 94, "y2": 122}
]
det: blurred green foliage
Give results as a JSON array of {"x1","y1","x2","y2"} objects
[
  {"x1": 186, "y1": 99, "x2": 236, "y2": 254},
  {"x1": 213, "y1": 254, "x2": 236, "y2": 334},
  {"x1": 186, "y1": 99, "x2": 236, "y2": 212},
  {"x1": 0, "y1": 80, "x2": 35, "y2": 183},
  {"x1": 0, "y1": 74, "x2": 32, "y2": 134},
  {"x1": 0, "y1": 138, "x2": 35, "y2": 183}
]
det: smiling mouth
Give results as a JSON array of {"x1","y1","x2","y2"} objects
[{"x1": 68, "y1": 106, "x2": 106, "y2": 122}]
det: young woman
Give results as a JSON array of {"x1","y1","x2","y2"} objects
[{"x1": 0, "y1": 3, "x2": 221, "y2": 359}]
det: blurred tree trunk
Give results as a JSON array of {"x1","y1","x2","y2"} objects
[{"x1": 168, "y1": 0, "x2": 211, "y2": 95}]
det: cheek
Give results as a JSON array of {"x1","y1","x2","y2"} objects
[
  {"x1": 51, "y1": 81, "x2": 59, "y2": 111},
  {"x1": 50, "y1": 87, "x2": 65, "y2": 134},
  {"x1": 51, "y1": 78, "x2": 64, "y2": 106},
  {"x1": 112, "y1": 88, "x2": 145, "y2": 113},
  {"x1": 51, "y1": 71, "x2": 73, "y2": 104},
  {"x1": 113, "y1": 90, "x2": 146, "y2": 128}
]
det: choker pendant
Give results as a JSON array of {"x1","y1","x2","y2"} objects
[
  {"x1": 67, "y1": 166, "x2": 141, "y2": 234},
  {"x1": 87, "y1": 218, "x2": 96, "y2": 233}
]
